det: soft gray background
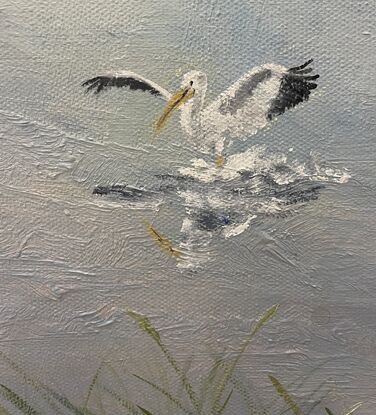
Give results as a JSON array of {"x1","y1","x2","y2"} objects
[{"x1": 0, "y1": 0, "x2": 375, "y2": 413}]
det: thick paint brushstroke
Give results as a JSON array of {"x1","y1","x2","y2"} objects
[
  {"x1": 81, "y1": 60, "x2": 319, "y2": 159},
  {"x1": 144, "y1": 221, "x2": 181, "y2": 258}
]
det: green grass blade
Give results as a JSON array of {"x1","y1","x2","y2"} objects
[
  {"x1": 128, "y1": 310, "x2": 200, "y2": 413},
  {"x1": 271, "y1": 369, "x2": 330, "y2": 415},
  {"x1": 176, "y1": 356, "x2": 194, "y2": 409},
  {"x1": 253, "y1": 305, "x2": 280, "y2": 335},
  {"x1": 276, "y1": 378, "x2": 327, "y2": 415},
  {"x1": 268, "y1": 375, "x2": 303, "y2": 415},
  {"x1": 0, "y1": 352, "x2": 66, "y2": 415},
  {"x1": 211, "y1": 305, "x2": 279, "y2": 414},
  {"x1": 217, "y1": 388, "x2": 233, "y2": 415},
  {"x1": 41, "y1": 386, "x2": 96, "y2": 415},
  {"x1": 92, "y1": 384, "x2": 106, "y2": 415},
  {"x1": 344, "y1": 402, "x2": 362, "y2": 415},
  {"x1": 0, "y1": 384, "x2": 40, "y2": 415},
  {"x1": 156, "y1": 342, "x2": 200, "y2": 413},
  {"x1": 137, "y1": 405, "x2": 154, "y2": 415},
  {"x1": 127, "y1": 310, "x2": 161, "y2": 345},
  {"x1": 325, "y1": 408, "x2": 334, "y2": 415},
  {"x1": 84, "y1": 363, "x2": 103, "y2": 408},
  {"x1": 198, "y1": 358, "x2": 226, "y2": 412},
  {"x1": 133, "y1": 374, "x2": 192, "y2": 415},
  {"x1": 100, "y1": 385, "x2": 141, "y2": 415}
]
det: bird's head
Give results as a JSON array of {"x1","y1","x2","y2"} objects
[
  {"x1": 155, "y1": 70, "x2": 207, "y2": 133},
  {"x1": 182, "y1": 70, "x2": 207, "y2": 93}
]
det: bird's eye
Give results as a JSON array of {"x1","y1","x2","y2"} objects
[{"x1": 190, "y1": 81, "x2": 193, "y2": 86}]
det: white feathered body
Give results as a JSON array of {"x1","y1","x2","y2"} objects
[
  {"x1": 179, "y1": 64, "x2": 287, "y2": 153},
  {"x1": 83, "y1": 60, "x2": 318, "y2": 156}
]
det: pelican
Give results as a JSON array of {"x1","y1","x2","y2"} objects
[{"x1": 82, "y1": 59, "x2": 319, "y2": 165}]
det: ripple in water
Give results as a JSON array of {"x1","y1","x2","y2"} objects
[{"x1": 94, "y1": 145, "x2": 350, "y2": 268}]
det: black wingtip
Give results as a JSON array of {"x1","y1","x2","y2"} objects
[
  {"x1": 289, "y1": 59, "x2": 315, "y2": 72},
  {"x1": 300, "y1": 58, "x2": 314, "y2": 68},
  {"x1": 267, "y1": 60, "x2": 319, "y2": 120},
  {"x1": 80, "y1": 75, "x2": 163, "y2": 97},
  {"x1": 304, "y1": 74, "x2": 320, "y2": 80},
  {"x1": 81, "y1": 77, "x2": 96, "y2": 87},
  {"x1": 81, "y1": 77, "x2": 103, "y2": 94}
]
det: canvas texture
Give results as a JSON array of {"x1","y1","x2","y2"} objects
[{"x1": 0, "y1": 1, "x2": 375, "y2": 414}]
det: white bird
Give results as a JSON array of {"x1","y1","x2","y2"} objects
[{"x1": 82, "y1": 59, "x2": 319, "y2": 165}]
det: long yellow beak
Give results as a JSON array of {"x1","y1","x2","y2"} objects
[{"x1": 155, "y1": 86, "x2": 195, "y2": 133}]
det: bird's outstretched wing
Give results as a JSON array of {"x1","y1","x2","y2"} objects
[
  {"x1": 82, "y1": 71, "x2": 171, "y2": 99},
  {"x1": 267, "y1": 59, "x2": 319, "y2": 119},
  {"x1": 201, "y1": 59, "x2": 319, "y2": 142}
]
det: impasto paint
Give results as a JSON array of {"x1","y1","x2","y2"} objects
[
  {"x1": 84, "y1": 60, "x2": 319, "y2": 158},
  {"x1": 0, "y1": 0, "x2": 373, "y2": 413}
]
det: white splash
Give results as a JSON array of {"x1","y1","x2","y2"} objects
[
  {"x1": 175, "y1": 145, "x2": 350, "y2": 268},
  {"x1": 179, "y1": 146, "x2": 350, "y2": 186},
  {"x1": 222, "y1": 215, "x2": 257, "y2": 239}
]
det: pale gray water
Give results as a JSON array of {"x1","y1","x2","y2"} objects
[{"x1": 0, "y1": 0, "x2": 375, "y2": 413}]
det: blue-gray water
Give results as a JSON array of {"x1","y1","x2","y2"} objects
[{"x1": 0, "y1": 0, "x2": 375, "y2": 413}]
